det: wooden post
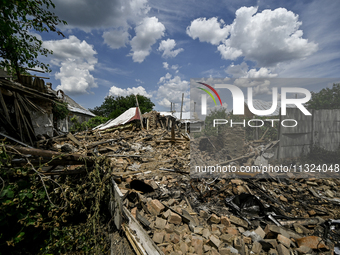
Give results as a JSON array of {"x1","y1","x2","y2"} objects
[
  {"x1": 171, "y1": 119, "x2": 175, "y2": 142},
  {"x1": 135, "y1": 95, "x2": 144, "y2": 129},
  {"x1": 180, "y1": 93, "x2": 184, "y2": 121}
]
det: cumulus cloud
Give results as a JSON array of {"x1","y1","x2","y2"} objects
[
  {"x1": 218, "y1": 7, "x2": 318, "y2": 66},
  {"x1": 158, "y1": 39, "x2": 184, "y2": 58},
  {"x1": 43, "y1": 35, "x2": 98, "y2": 95},
  {"x1": 186, "y1": 17, "x2": 230, "y2": 45},
  {"x1": 103, "y1": 29, "x2": 130, "y2": 49},
  {"x1": 163, "y1": 62, "x2": 169, "y2": 69},
  {"x1": 53, "y1": 0, "x2": 149, "y2": 32},
  {"x1": 109, "y1": 85, "x2": 152, "y2": 97},
  {"x1": 189, "y1": 7, "x2": 318, "y2": 67},
  {"x1": 171, "y1": 64, "x2": 179, "y2": 70},
  {"x1": 129, "y1": 17, "x2": 166, "y2": 63},
  {"x1": 158, "y1": 72, "x2": 172, "y2": 83},
  {"x1": 226, "y1": 62, "x2": 277, "y2": 78},
  {"x1": 157, "y1": 74, "x2": 190, "y2": 110},
  {"x1": 233, "y1": 79, "x2": 273, "y2": 96},
  {"x1": 135, "y1": 78, "x2": 144, "y2": 84}
]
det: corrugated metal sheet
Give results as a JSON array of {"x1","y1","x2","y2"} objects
[
  {"x1": 68, "y1": 105, "x2": 95, "y2": 117},
  {"x1": 93, "y1": 107, "x2": 140, "y2": 131}
]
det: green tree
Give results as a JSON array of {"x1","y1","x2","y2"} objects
[
  {"x1": 90, "y1": 94, "x2": 155, "y2": 119},
  {"x1": 306, "y1": 83, "x2": 340, "y2": 110},
  {"x1": 204, "y1": 107, "x2": 229, "y2": 136},
  {"x1": 0, "y1": 0, "x2": 67, "y2": 80}
]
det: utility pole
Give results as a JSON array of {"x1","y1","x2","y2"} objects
[{"x1": 180, "y1": 93, "x2": 184, "y2": 120}]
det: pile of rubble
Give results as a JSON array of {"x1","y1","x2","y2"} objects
[
  {"x1": 3, "y1": 123, "x2": 340, "y2": 255},
  {"x1": 117, "y1": 168, "x2": 340, "y2": 255}
]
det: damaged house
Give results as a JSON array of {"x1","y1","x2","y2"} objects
[{"x1": 0, "y1": 72, "x2": 94, "y2": 145}]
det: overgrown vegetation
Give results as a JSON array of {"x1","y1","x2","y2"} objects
[
  {"x1": 0, "y1": 143, "x2": 113, "y2": 254},
  {"x1": 243, "y1": 115, "x2": 279, "y2": 141},
  {"x1": 52, "y1": 101, "x2": 69, "y2": 122},
  {"x1": 203, "y1": 107, "x2": 229, "y2": 136},
  {"x1": 306, "y1": 83, "x2": 340, "y2": 110},
  {"x1": 90, "y1": 94, "x2": 154, "y2": 119},
  {"x1": 70, "y1": 115, "x2": 109, "y2": 133},
  {"x1": 304, "y1": 145, "x2": 340, "y2": 164}
]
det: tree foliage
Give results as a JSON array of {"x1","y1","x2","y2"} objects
[
  {"x1": 90, "y1": 94, "x2": 155, "y2": 119},
  {"x1": 0, "y1": 0, "x2": 67, "y2": 78},
  {"x1": 69, "y1": 115, "x2": 109, "y2": 133},
  {"x1": 203, "y1": 107, "x2": 229, "y2": 136},
  {"x1": 0, "y1": 144, "x2": 112, "y2": 254},
  {"x1": 306, "y1": 83, "x2": 340, "y2": 110}
]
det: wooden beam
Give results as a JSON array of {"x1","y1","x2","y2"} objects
[
  {"x1": 24, "y1": 67, "x2": 45, "y2": 73},
  {"x1": 20, "y1": 74, "x2": 50, "y2": 79},
  {"x1": 0, "y1": 89, "x2": 10, "y2": 122}
]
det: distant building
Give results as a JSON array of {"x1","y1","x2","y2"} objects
[{"x1": 46, "y1": 84, "x2": 95, "y2": 132}]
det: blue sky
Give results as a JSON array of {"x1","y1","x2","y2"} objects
[{"x1": 33, "y1": 0, "x2": 340, "y2": 112}]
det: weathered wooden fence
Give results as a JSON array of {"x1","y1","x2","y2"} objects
[{"x1": 278, "y1": 108, "x2": 340, "y2": 159}]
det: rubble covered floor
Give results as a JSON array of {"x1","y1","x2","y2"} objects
[{"x1": 3, "y1": 122, "x2": 340, "y2": 255}]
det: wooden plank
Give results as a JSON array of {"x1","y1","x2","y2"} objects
[
  {"x1": 121, "y1": 224, "x2": 143, "y2": 255},
  {"x1": 24, "y1": 67, "x2": 45, "y2": 73},
  {"x1": 0, "y1": 89, "x2": 10, "y2": 122},
  {"x1": 15, "y1": 95, "x2": 34, "y2": 145},
  {"x1": 67, "y1": 133, "x2": 82, "y2": 148},
  {"x1": 86, "y1": 138, "x2": 117, "y2": 149},
  {"x1": 20, "y1": 74, "x2": 50, "y2": 79},
  {"x1": 111, "y1": 179, "x2": 124, "y2": 230},
  {"x1": 123, "y1": 206, "x2": 164, "y2": 255},
  {"x1": 13, "y1": 94, "x2": 23, "y2": 142}
]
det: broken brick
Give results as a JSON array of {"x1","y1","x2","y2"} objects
[
  {"x1": 209, "y1": 214, "x2": 221, "y2": 224},
  {"x1": 168, "y1": 211, "x2": 182, "y2": 225},
  {"x1": 295, "y1": 236, "x2": 328, "y2": 249},
  {"x1": 147, "y1": 199, "x2": 165, "y2": 216},
  {"x1": 220, "y1": 216, "x2": 231, "y2": 227}
]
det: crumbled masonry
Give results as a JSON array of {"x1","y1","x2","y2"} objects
[{"x1": 3, "y1": 114, "x2": 340, "y2": 255}]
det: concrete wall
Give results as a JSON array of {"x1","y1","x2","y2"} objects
[{"x1": 278, "y1": 108, "x2": 340, "y2": 159}]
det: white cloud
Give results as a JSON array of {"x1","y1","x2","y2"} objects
[
  {"x1": 217, "y1": 7, "x2": 318, "y2": 66},
  {"x1": 157, "y1": 74, "x2": 190, "y2": 111},
  {"x1": 171, "y1": 65, "x2": 179, "y2": 70},
  {"x1": 226, "y1": 62, "x2": 277, "y2": 78},
  {"x1": 135, "y1": 78, "x2": 144, "y2": 84},
  {"x1": 163, "y1": 62, "x2": 169, "y2": 69},
  {"x1": 53, "y1": 0, "x2": 150, "y2": 32},
  {"x1": 186, "y1": 17, "x2": 230, "y2": 45},
  {"x1": 43, "y1": 35, "x2": 98, "y2": 95},
  {"x1": 252, "y1": 80, "x2": 272, "y2": 95},
  {"x1": 233, "y1": 79, "x2": 273, "y2": 96},
  {"x1": 158, "y1": 72, "x2": 172, "y2": 83},
  {"x1": 158, "y1": 39, "x2": 184, "y2": 58},
  {"x1": 103, "y1": 29, "x2": 130, "y2": 49},
  {"x1": 109, "y1": 85, "x2": 152, "y2": 97},
  {"x1": 129, "y1": 17, "x2": 166, "y2": 63}
]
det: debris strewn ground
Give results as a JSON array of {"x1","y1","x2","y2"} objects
[{"x1": 2, "y1": 117, "x2": 340, "y2": 255}]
